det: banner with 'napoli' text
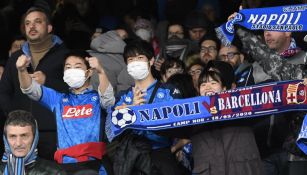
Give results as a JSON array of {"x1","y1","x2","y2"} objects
[
  {"x1": 215, "y1": 4, "x2": 307, "y2": 46},
  {"x1": 105, "y1": 80, "x2": 307, "y2": 142}
]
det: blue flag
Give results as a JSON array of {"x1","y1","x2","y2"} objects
[
  {"x1": 297, "y1": 115, "x2": 307, "y2": 154},
  {"x1": 216, "y1": 4, "x2": 307, "y2": 46}
]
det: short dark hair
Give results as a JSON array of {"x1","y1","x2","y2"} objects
[
  {"x1": 199, "y1": 33, "x2": 221, "y2": 51},
  {"x1": 198, "y1": 70, "x2": 223, "y2": 89},
  {"x1": 20, "y1": 7, "x2": 52, "y2": 35},
  {"x1": 198, "y1": 60, "x2": 235, "y2": 89},
  {"x1": 64, "y1": 50, "x2": 91, "y2": 69},
  {"x1": 187, "y1": 59, "x2": 206, "y2": 71},
  {"x1": 24, "y1": 7, "x2": 51, "y2": 24},
  {"x1": 123, "y1": 39, "x2": 154, "y2": 64},
  {"x1": 160, "y1": 57, "x2": 186, "y2": 76},
  {"x1": 4, "y1": 110, "x2": 36, "y2": 136},
  {"x1": 167, "y1": 73, "x2": 197, "y2": 98}
]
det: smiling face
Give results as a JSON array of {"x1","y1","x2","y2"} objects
[
  {"x1": 6, "y1": 125, "x2": 34, "y2": 157},
  {"x1": 199, "y1": 75, "x2": 225, "y2": 96},
  {"x1": 24, "y1": 11, "x2": 52, "y2": 42}
]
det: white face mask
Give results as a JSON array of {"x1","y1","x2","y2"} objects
[
  {"x1": 63, "y1": 69, "x2": 87, "y2": 88},
  {"x1": 135, "y1": 29, "x2": 152, "y2": 42},
  {"x1": 127, "y1": 61, "x2": 150, "y2": 80}
]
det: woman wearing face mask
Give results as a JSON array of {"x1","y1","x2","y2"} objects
[
  {"x1": 16, "y1": 50, "x2": 114, "y2": 174},
  {"x1": 191, "y1": 60, "x2": 263, "y2": 175}
]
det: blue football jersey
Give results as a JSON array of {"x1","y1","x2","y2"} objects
[
  {"x1": 115, "y1": 80, "x2": 182, "y2": 149},
  {"x1": 39, "y1": 86, "x2": 101, "y2": 163}
]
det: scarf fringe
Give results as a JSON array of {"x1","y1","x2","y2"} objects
[{"x1": 215, "y1": 27, "x2": 231, "y2": 47}]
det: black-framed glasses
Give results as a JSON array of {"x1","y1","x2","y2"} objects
[
  {"x1": 218, "y1": 52, "x2": 240, "y2": 61},
  {"x1": 200, "y1": 46, "x2": 217, "y2": 53},
  {"x1": 188, "y1": 68, "x2": 203, "y2": 76}
]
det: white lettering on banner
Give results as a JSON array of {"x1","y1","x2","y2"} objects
[
  {"x1": 251, "y1": 24, "x2": 303, "y2": 31},
  {"x1": 218, "y1": 90, "x2": 282, "y2": 110},
  {"x1": 139, "y1": 101, "x2": 201, "y2": 122},
  {"x1": 247, "y1": 12, "x2": 301, "y2": 25},
  {"x1": 173, "y1": 120, "x2": 191, "y2": 127},
  {"x1": 283, "y1": 5, "x2": 307, "y2": 12},
  {"x1": 62, "y1": 104, "x2": 93, "y2": 118}
]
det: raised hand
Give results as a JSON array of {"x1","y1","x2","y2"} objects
[
  {"x1": 132, "y1": 86, "x2": 147, "y2": 105},
  {"x1": 30, "y1": 71, "x2": 46, "y2": 85},
  {"x1": 16, "y1": 55, "x2": 31, "y2": 71},
  {"x1": 86, "y1": 57, "x2": 104, "y2": 74},
  {"x1": 154, "y1": 57, "x2": 165, "y2": 71}
]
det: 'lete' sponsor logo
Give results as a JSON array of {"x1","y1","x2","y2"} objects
[{"x1": 62, "y1": 104, "x2": 93, "y2": 119}]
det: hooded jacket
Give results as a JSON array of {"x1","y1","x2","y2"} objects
[
  {"x1": 0, "y1": 120, "x2": 66, "y2": 175},
  {"x1": 89, "y1": 31, "x2": 134, "y2": 94}
]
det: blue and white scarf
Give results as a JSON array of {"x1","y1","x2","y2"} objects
[
  {"x1": 297, "y1": 115, "x2": 307, "y2": 154},
  {"x1": 216, "y1": 4, "x2": 307, "y2": 46},
  {"x1": 2, "y1": 121, "x2": 39, "y2": 175}
]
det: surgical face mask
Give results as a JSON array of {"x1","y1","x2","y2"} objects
[
  {"x1": 127, "y1": 61, "x2": 149, "y2": 80},
  {"x1": 63, "y1": 69, "x2": 87, "y2": 88},
  {"x1": 135, "y1": 29, "x2": 152, "y2": 42}
]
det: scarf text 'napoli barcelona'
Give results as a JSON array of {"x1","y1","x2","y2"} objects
[{"x1": 106, "y1": 80, "x2": 307, "y2": 154}]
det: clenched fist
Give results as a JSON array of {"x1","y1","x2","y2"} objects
[
  {"x1": 86, "y1": 57, "x2": 104, "y2": 74},
  {"x1": 16, "y1": 55, "x2": 31, "y2": 71},
  {"x1": 30, "y1": 71, "x2": 46, "y2": 85}
]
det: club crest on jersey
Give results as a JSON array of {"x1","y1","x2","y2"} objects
[
  {"x1": 125, "y1": 96, "x2": 132, "y2": 103},
  {"x1": 62, "y1": 104, "x2": 93, "y2": 119},
  {"x1": 157, "y1": 92, "x2": 165, "y2": 99},
  {"x1": 91, "y1": 96, "x2": 98, "y2": 101}
]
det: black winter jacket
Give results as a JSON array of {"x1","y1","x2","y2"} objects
[{"x1": 0, "y1": 42, "x2": 69, "y2": 131}]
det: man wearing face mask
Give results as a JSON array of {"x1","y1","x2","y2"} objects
[
  {"x1": 112, "y1": 39, "x2": 187, "y2": 175},
  {"x1": 16, "y1": 50, "x2": 114, "y2": 174}
]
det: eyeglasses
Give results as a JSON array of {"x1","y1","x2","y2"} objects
[
  {"x1": 166, "y1": 68, "x2": 184, "y2": 75},
  {"x1": 188, "y1": 68, "x2": 203, "y2": 76},
  {"x1": 218, "y1": 52, "x2": 240, "y2": 61},
  {"x1": 200, "y1": 46, "x2": 217, "y2": 53}
]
